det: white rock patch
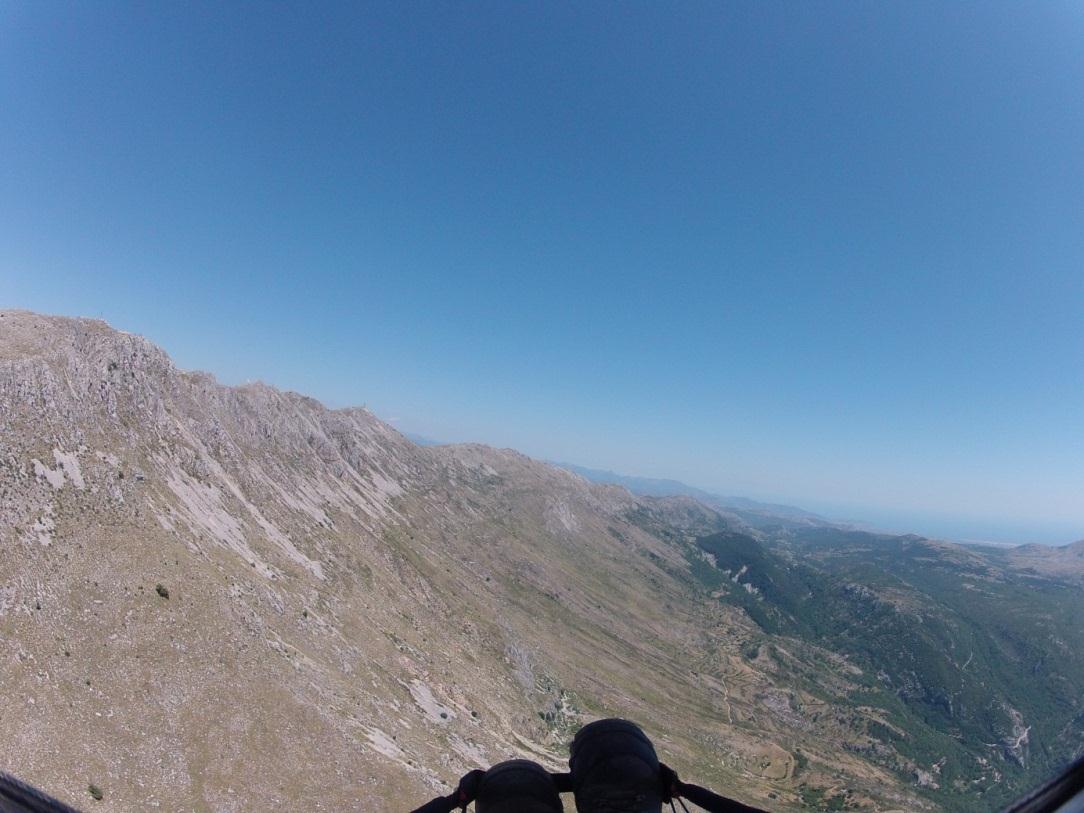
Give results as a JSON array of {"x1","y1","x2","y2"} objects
[
  {"x1": 546, "y1": 499, "x2": 579, "y2": 534},
  {"x1": 363, "y1": 726, "x2": 405, "y2": 759},
  {"x1": 448, "y1": 733, "x2": 488, "y2": 767},
  {"x1": 409, "y1": 680, "x2": 454, "y2": 723},
  {"x1": 52, "y1": 449, "x2": 85, "y2": 489},
  {"x1": 30, "y1": 506, "x2": 55, "y2": 546},
  {"x1": 161, "y1": 460, "x2": 275, "y2": 579},
  {"x1": 31, "y1": 459, "x2": 65, "y2": 489}
]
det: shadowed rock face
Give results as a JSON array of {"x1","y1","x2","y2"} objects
[{"x1": 3, "y1": 310, "x2": 1074, "y2": 813}]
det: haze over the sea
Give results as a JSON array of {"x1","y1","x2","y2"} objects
[{"x1": 3, "y1": 3, "x2": 1082, "y2": 544}]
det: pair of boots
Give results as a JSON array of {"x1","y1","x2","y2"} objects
[{"x1": 412, "y1": 718, "x2": 767, "y2": 813}]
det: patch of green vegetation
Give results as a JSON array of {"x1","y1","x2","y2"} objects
[
  {"x1": 799, "y1": 785, "x2": 824, "y2": 808},
  {"x1": 684, "y1": 546, "x2": 726, "y2": 591},
  {"x1": 691, "y1": 527, "x2": 1084, "y2": 812},
  {"x1": 792, "y1": 749, "x2": 809, "y2": 778}
]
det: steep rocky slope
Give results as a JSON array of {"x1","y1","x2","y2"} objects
[{"x1": 0, "y1": 310, "x2": 989, "y2": 811}]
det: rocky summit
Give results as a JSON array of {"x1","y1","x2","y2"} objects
[{"x1": 1, "y1": 310, "x2": 1080, "y2": 812}]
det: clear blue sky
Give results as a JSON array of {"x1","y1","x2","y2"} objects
[{"x1": 2, "y1": 2, "x2": 1082, "y2": 544}]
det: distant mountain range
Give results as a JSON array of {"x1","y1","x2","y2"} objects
[
  {"x1": 554, "y1": 465, "x2": 1083, "y2": 550},
  {"x1": 406, "y1": 441, "x2": 830, "y2": 528},
  {"x1": 551, "y1": 462, "x2": 828, "y2": 526}
]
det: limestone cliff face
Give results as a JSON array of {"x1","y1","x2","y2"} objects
[{"x1": 0, "y1": 310, "x2": 923, "y2": 812}]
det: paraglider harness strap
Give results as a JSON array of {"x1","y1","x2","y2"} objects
[{"x1": 0, "y1": 771, "x2": 85, "y2": 813}]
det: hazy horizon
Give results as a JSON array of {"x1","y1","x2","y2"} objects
[
  {"x1": 400, "y1": 427, "x2": 1081, "y2": 547},
  {"x1": 3, "y1": 3, "x2": 1083, "y2": 546}
]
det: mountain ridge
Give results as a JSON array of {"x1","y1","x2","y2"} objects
[
  {"x1": 1, "y1": 310, "x2": 868, "y2": 811},
  {"x1": 2, "y1": 310, "x2": 1080, "y2": 812}
]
